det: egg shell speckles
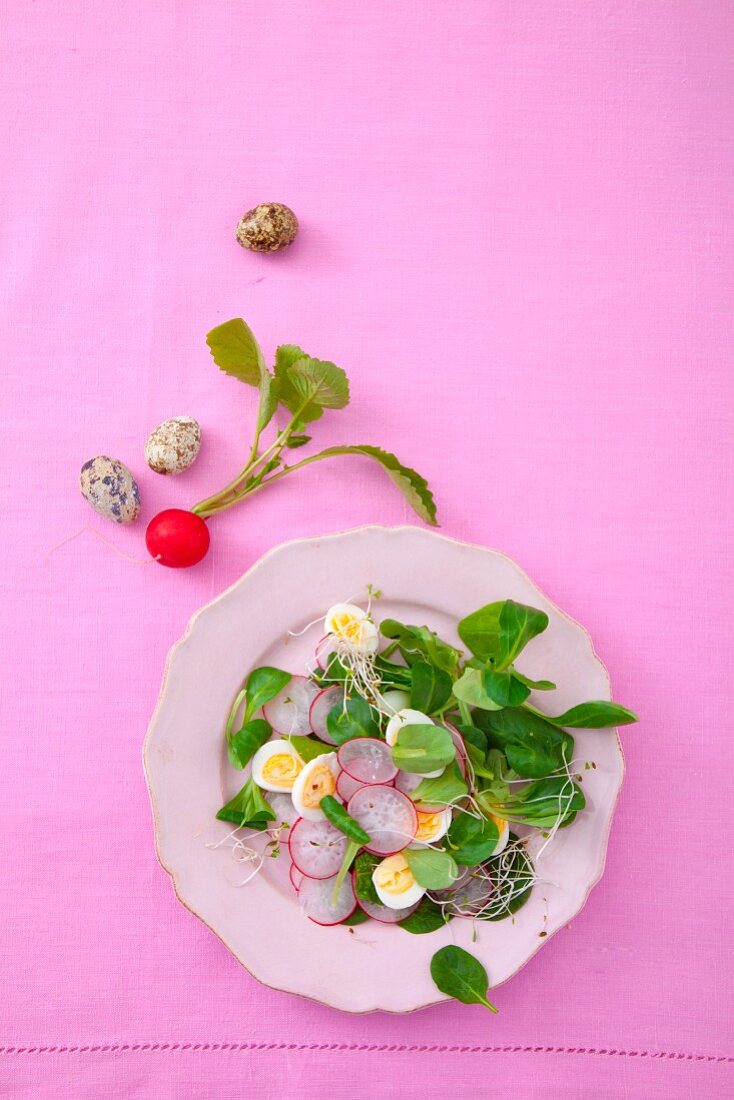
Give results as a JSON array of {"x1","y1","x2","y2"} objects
[
  {"x1": 79, "y1": 456, "x2": 141, "y2": 524},
  {"x1": 235, "y1": 202, "x2": 298, "y2": 252},
  {"x1": 145, "y1": 416, "x2": 201, "y2": 475}
]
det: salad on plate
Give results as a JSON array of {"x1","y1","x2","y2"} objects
[{"x1": 214, "y1": 593, "x2": 637, "y2": 1008}]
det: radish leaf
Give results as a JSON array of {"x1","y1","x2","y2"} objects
[
  {"x1": 277, "y1": 357, "x2": 349, "y2": 423},
  {"x1": 206, "y1": 318, "x2": 277, "y2": 431},
  {"x1": 310, "y1": 446, "x2": 437, "y2": 525}
]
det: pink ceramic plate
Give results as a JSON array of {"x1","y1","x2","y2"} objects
[{"x1": 143, "y1": 526, "x2": 623, "y2": 1013}]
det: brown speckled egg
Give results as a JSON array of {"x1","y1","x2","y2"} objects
[
  {"x1": 145, "y1": 416, "x2": 201, "y2": 475},
  {"x1": 235, "y1": 202, "x2": 298, "y2": 252},
  {"x1": 79, "y1": 456, "x2": 141, "y2": 524}
]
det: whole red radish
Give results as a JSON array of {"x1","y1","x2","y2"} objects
[{"x1": 146, "y1": 509, "x2": 210, "y2": 568}]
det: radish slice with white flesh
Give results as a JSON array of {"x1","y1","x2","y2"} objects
[
  {"x1": 267, "y1": 793, "x2": 299, "y2": 828},
  {"x1": 338, "y1": 738, "x2": 398, "y2": 786},
  {"x1": 289, "y1": 862, "x2": 304, "y2": 893},
  {"x1": 299, "y1": 873, "x2": 357, "y2": 925},
  {"x1": 308, "y1": 686, "x2": 342, "y2": 745},
  {"x1": 395, "y1": 770, "x2": 443, "y2": 814},
  {"x1": 288, "y1": 817, "x2": 348, "y2": 879},
  {"x1": 336, "y1": 769, "x2": 366, "y2": 803},
  {"x1": 446, "y1": 723, "x2": 467, "y2": 778},
  {"x1": 354, "y1": 892, "x2": 420, "y2": 923},
  {"x1": 314, "y1": 634, "x2": 335, "y2": 671},
  {"x1": 432, "y1": 868, "x2": 493, "y2": 916},
  {"x1": 347, "y1": 785, "x2": 417, "y2": 856},
  {"x1": 263, "y1": 676, "x2": 320, "y2": 737}
]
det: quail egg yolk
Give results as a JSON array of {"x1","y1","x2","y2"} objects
[
  {"x1": 300, "y1": 763, "x2": 337, "y2": 809},
  {"x1": 415, "y1": 812, "x2": 443, "y2": 843},
  {"x1": 260, "y1": 753, "x2": 303, "y2": 789},
  {"x1": 373, "y1": 854, "x2": 415, "y2": 897}
]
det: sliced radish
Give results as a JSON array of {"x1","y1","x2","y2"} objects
[
  {"x1": 395, "y1": 769, "x2": 443, "y2": 814},
  {"x1": 289, "y1": 862, "x2": 304, "y2": 893},
  {"x1": 263, "y1": 676, "x2": 320, "y2": 737},
  {"x1": 446, "y1": 723, "x2": 467, "y2": 778},
  {"x1": 308, "y1": 686, "x2": 342, "y2": 745},
  {"x1": 299, "y1": 873, "x2": 357, "y2": 925},
  {"x1": 338, "y1": 738, "x2": 398, "y2": 786},
  {"x1": 267, "y1": 793, "x2": 299, "y2": 828},
  {"x1": 347, "y1": 785, "x2": 417, "y2": 855},
  {"x1": 433, "y1": 868, "x2": 493, "y2": 916},
  {"x1": 355, "y1": 892, "x2": 420, "y2": 923},
  {"x1": 336, "y1": 769, "x2": 366, "y2": 803},
  {"x1": 314, "y1": 634, "x2": 335, "y2": 670},
  {"x1": 288, "y1": 817, "x2": 348, "y2": 879}
]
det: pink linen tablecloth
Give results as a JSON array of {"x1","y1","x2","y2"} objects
[{"x1": 1, "y1": 1, "x2": 732, "y2": 1097}]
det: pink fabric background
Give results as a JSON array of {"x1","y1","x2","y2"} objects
[{"x1": 1, "y1": 1, "x2": 732, "y2": 1096}]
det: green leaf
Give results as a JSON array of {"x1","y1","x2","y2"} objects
[
  {"x1": 447, "y1": 813, "x2": 501, "y2": 865},
  {"x1": 453, "y1": 668, "x2": 502, "y2": 711},
  {"x1": 404, "y1": 848, "x2": 459, "y2": 889},
  {"x1": 311, "y1": 446, "x2": 438, "y2": 526},
  {"x1": 342, "y1": 908, "x2": 370, "y2": 926},
  {"x1": 206, "y1": 318, "x2": 277, "y2": 431},
  {"x1": 391, "y1": 723, "x2": 456, "y2": 775},
  {"x1": 228, "y1": 718, "x2": 272, "y2": 770},
  {"x1": 321, "y1": 795, "x2": 371, "y2": 845},
  {"x1": 458, "y1": 600, "x2": 548, "y2": 668},
  {"x1": 410, "y1": 660, "x2": 453, "y2": 714},
  {"x1": 275, "y1": 343, "x2": 309, "y2": 380},
  {"x1": 398, "y1": 896, "x2": 448, "y2": 934},
  {"x1": 490, "y1": 776, "x2": 586, "y2": 829},
  {"x1": 277, "y1": 357, "x2": 350, "y2": 423},
  {"x1": 244, "y1": 667, "x2": 292, "y2": 721},
  {"x1": 482, "y1": 669, "x2": 531, "y2": 707},
  {"x1": 285, "y1": 434, "x2": 311, "y2": 449},
  {"x1": 326, "y1": 695, "x2": 380, "y2": 745},
  {"x1": 353, "y1": 852, "x2": 381, "y2": 905},
  {"x1": 513, "y1": 671, "x2": 556, "y2": 691},
  {"x1": 476, "y1": 707, "x2": 574, "y2": 778},
  {"x1": 541, "y1": 701, "x2": 639, "y2": 728},
  {"x1": 380, "y1": 620, "x2": 460, "y2": 674},
  {"x1": 430, "y1": 945, "x2": 498, "y2": 1013},
  {"x1": 286, "y1": 735, "x2": 331, "y2": 763},
  {"x1": 373, "y1": 655, "x2": 413, "y2": 689},
  {"x1": 216, "y1": 776, "x2": 276, "y2": 830},
  {"x1": 412, "y1": 763, "x2": 468, "y2": 806},
  {"x1": 497, "y1": 601, "x2": 549, "y2": 669}
]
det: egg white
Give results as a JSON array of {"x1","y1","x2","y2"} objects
[
  {"x1": 372, "y1": 853, "x2": 426, "y2": 910},
  {"x1": 410, "y1": 806, "x2": 453, "y2": 847},
  {"x1": 251, "y1": 740, "x2": 303, "y2": 792},
  {"x1": 291, "y1": 752, "x2": 339, "y2": 821}
]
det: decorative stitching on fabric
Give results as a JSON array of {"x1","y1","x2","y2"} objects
[{"x1": 0, "y1": 1043, "x2": 731, "y2": 1062}]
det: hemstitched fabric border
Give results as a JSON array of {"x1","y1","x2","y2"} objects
[{"x1": 0, "y1": 1043, "x2": 731, "y2": 1062}]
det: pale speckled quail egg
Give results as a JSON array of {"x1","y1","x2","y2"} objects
[
  {"x1": 323, "y1": 602, "x2": 378, "y2": 655},
  {"x1": 145, "y1": 416, "x2": 201, "y2": 475},
  {"x1": 411, "y1": 807, "x2": 453, "y2": 848},
  {"x1": 79, "y1": 455, "x2": 141, "y2": 524},
  {"x1": 385, "y1": 708, "x2": 443, "y2": 778},
  {"x1": 291, "y1": 752, "x2": 339, "y2": 821},
  {"x1": 372, "y1": 853, "x2": 426, "y2": 909},
  {"x1": 251, "y1": 740, "x2": 304, "y2": 792},
  {"x1": 235, "y1": 202, "x2": 299, "y2": 252}
]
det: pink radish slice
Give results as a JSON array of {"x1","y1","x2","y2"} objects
[
  {"x1": 299, "y1": 874, "x2": 357, "y2": 925},
  {"x1": 263, "y1": 676, "x2": 320, "y2": 737},
  {"x1": 433, "y1": 868, "x2": 492, "y2": 916},
  {"x1": 347, "y1": 785, "x2": 417, "y2": 855},
  {"x1": 336, "y1": 769, "x2": 365, "y2": 803},
  {"x1": 308, "y1": 686, "x2": 342, "y2": 745},
  {"x1": 289, "y1": 863, "x2": 304, "y2": 892},
  {"x1": 446, "y1": 723, "x2": 467, "y2": 778},
  {"x1": 288, "y1": 817, "x2": 348, "y2": 879},
  {"x1": 267, "y1": 793, "x2": 299, "y2": 828},
  {"x1": 355, "y1": 892, "x2": 420, "y2": 923},
  {"x1": 395, "y1": 770, "x2": 443, "y2": 814},
  {"x1": 338, "y1": 738, "x2": 398, "y2": 785},
  {"x1": 314, "y1": 634, "x2": 335, "y2": 671}
]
